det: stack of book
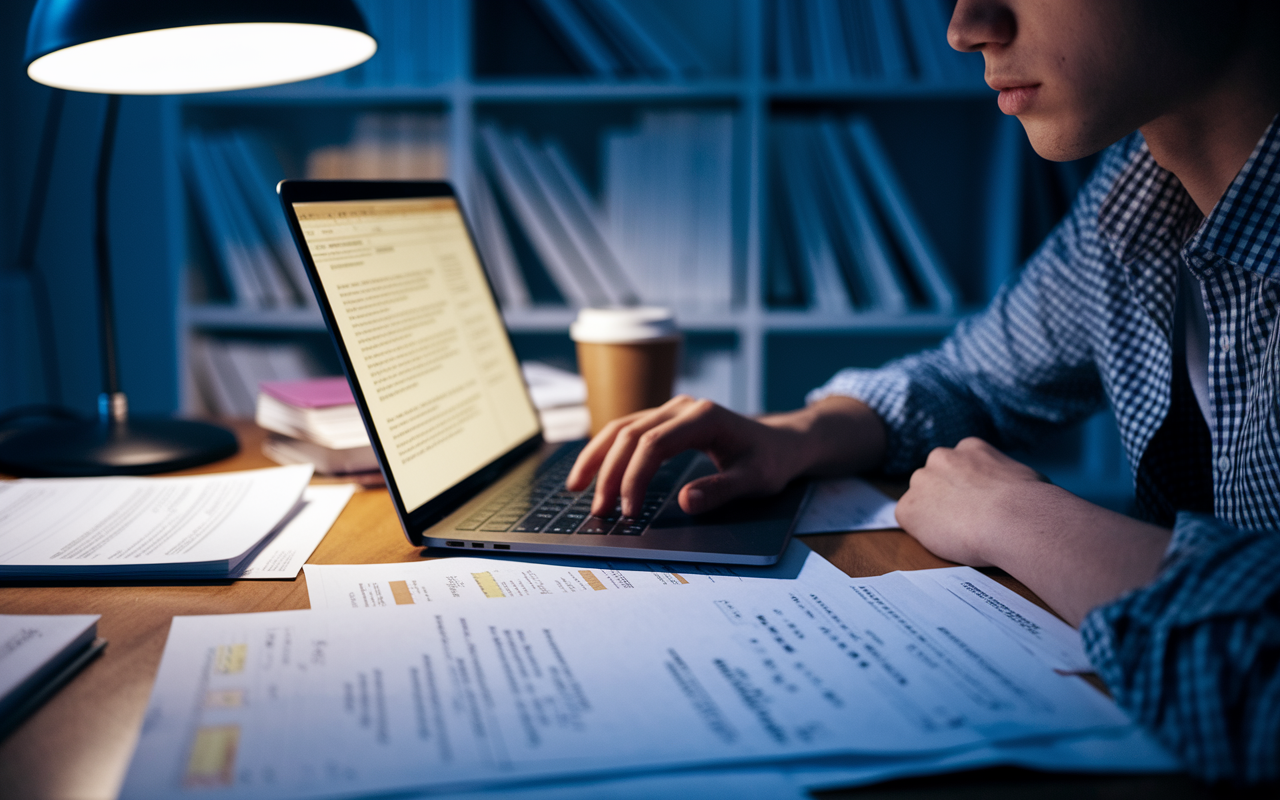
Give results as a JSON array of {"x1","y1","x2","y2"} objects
[
  {"x1": 474, "y1": 111, "x2": 734, "y2": 313},
  {"x1": 771, "y1": 0, "x2": 984, "y2": 85},
  {"x1": 526, "y1": 0, "x2": 709, "y2": 79},
  {"x1": 258, "y1": 364, "x2": 591, "y2": 477},
  {"x1": 257, "y1": 378, "x2": 381, "y2": 479},
  {"x1": 768, "y1": 114, "x2": 959, "y2": 314}
]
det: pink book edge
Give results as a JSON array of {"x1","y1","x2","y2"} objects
[{"x1": 259, "y1": 377, "x2": 355, "y2": 409}]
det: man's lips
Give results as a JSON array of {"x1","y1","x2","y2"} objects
[{"x1": 995, "y1": 84, "x2": 1040, "y2": 115}]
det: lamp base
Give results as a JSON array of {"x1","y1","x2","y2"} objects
[{"x1": 0, "y1": 417, "x2": 239, "y2": 477}]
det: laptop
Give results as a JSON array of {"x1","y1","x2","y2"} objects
[{"x1": 277, "y1": 180, "x2": 808, "y2": 565}]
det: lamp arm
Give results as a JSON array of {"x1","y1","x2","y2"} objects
[{"x1": 94, "y1": 93, "x2": 125, "y2": 423}]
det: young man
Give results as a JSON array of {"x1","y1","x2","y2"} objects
[{"x1": 566, "y1": 0, "x2": 1280, "y2": 785}]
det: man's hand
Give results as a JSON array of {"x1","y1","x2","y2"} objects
[
  {"x1": 565, "y1": 395, "x2": 888, "y2": 518},
  {"x1": 894, "y1": 437, "x2": 1049, "y2": 566},
  {"x1": 896, "y1": 436, "x2": 1171, "y2": 626}
]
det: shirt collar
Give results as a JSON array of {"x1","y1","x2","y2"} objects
[
  {"x1": 1185, "y1": 113, "x2": 1280, "y2": 280},
  {"x1": 1098, "y1": 136, "x2": 1199, "y2": 268},
  {"x1": 1099, "y1": 115, "x2": 1280, "y2": 280}
]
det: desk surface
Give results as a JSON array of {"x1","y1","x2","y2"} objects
[{"x1": 0, "y1": 422, "x2": 1209, "y2": 799}]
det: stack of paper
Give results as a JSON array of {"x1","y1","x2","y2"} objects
[
  {"x1": 520, "y1": 361, "x2": 590, "y2": 442},
  {"x1": 121, "y1": 542, "x2": 1177, "y2": 798},
  {"x1": 0, "y1": 465, "x2": 351, "y2": 580}
]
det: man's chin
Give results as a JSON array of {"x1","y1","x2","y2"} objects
[{"x1": 1018, "y1": 118, "x2": 1118, "y2": 163}]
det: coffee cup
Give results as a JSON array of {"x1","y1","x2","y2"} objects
[{"x1": 570, "y1": 307, "x2": 681, "y2": 436}]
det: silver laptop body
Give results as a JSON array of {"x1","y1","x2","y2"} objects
[{"x1": 279, "y1": 180, "x2": 806, "y2": 565}]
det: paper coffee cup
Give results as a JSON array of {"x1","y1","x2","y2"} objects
[{"x1": 570, "y1": 308, "x2": 681, "y2": 435}]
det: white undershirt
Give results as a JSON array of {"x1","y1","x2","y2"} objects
[{"x1": 1178, "y1": 260, "x2": 1212, "y2": 425}]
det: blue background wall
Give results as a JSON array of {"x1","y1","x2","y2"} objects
[{"x1": 1, "y1": 0, "x2": 177, "y2": 420}]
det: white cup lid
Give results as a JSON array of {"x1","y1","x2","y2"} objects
[{"x1": 569, "y1": 307, "x2": 680, "y2": 344}]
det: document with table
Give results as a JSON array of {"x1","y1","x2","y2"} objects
[{"x1": 122, "y1": 541, "x2": 1152, "y2": 800}]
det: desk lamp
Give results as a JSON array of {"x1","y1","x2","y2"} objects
[{"x1": 0, "y1": 0, "x2": 376, "y2": 476}]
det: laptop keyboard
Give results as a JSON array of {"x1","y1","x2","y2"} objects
[{"x1": 452, "y1": 443, "x2": 695, "y2": 536}]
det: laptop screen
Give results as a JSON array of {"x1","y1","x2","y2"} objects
[{"x1": 291, "y1": 195, "x2": 541, "y2": 514}]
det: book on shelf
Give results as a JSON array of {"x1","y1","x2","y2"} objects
[
  {"x1": 768, "y1": 115, "x2": 957, "y2": 315},
  {"x1": 528, "y1": 0, "x2": 707, "y2": 79},
  {"x1": 189, "y1": 336, "x2": 324, "y2": 419},
  {"x1": 0, "y1": 614, "x2": 105, "y2": 738},
  {"x1": 186, "y1": 129, "x2": 315, "y2": 309},
  {"x1": 305, "y1": 112, "x2": 449, "y2": 181},
  {"x1": 315, "y1": 0, "x2": 459, "y2": 88},
  {"x1": 772, "y1": 0, "x2": 981, "y2": 85},
  {"x1": 477, "y1": 112, "x2": 734, "y2": 313}
]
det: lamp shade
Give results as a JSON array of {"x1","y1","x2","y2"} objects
[{"x1": 25, "y1": 0, "x2": 376, "y2": 94}]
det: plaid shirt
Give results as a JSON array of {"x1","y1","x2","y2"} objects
[{"x1": 810, "y1": 119, "x2": 1280, "y2": 783}]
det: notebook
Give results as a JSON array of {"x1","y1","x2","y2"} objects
[{"x1": 277, "y1": 180, "x2": 806, "y2": 565}]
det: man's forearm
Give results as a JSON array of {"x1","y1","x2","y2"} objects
[
  {"x1": 762, "y1": 395, "x2": 888, "y2": 478},
  {"x1": 978, "y1": 481, "x2": 1172, "y2": 626}
]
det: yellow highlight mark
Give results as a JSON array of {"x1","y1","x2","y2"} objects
[
  {"x1": 579, "y1": 570, "x2": 607, "y2": 591},
  {"x1": 214, "y1": 644, "x2": 247, "y2": 674},
  {"x1": 471, "y1": 572, "x2": 505, "y2": 598},
  {"x1": 204, "y1": 689, "x2": 244, "y2": 709},
  {"x1": 389, "y1": 580, "x2": 415, "y2": 605},
  {"x1": 185, "y1": 725, "x2": 240, "y2": 787},
  {"x1": 671, "y1": 572, "x2": 689, "y2": 585}
]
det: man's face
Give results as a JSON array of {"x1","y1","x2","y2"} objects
[{"x1": 949, "y1": 0, "x2": 1238, "y2": 161}]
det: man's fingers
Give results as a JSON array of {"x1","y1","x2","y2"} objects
[
  {"x1": 566, "y1": 413, "x2": 635, "y2": 491},
  {"x1": 677, "y1": 466, "x2": 760, "y2": 515},
  {"x1": 587, "y1": 397, "x2": 701, "y2": 515},
  {"x1": 616, "y1": 400, "x2": 723, "y2": 516}
]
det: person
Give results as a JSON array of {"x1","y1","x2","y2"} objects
[{"x1": 566, "y1": 0, "x2": 1280, "y2": 785}]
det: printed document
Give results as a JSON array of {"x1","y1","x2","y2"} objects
[
  {"x1": 899, "y1": 567, "x2": 1093, "y2": 674},
  {"x1": 795, "y1": 477, "x2": 899, "y2": 534},
  {"x1": 0, "y1": 465, "x2": 312, "y2": 578},
  {"x1": 303, "y1": 538, "x2": 841, "y2": 608},
  {"x1": 123, "y1": 571, "x2": 1128, "y2": 799},
  {"x1": 238, "y1": 485, "x2": 356, "y2": 580}
]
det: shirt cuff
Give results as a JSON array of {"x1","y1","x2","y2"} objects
[{"x1": 805, "y1": 367, "x2": 924, "y2": 476}]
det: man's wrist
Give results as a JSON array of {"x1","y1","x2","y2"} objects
[{"x1": 761, "y1": 396, "x2": 887, "y2": 478}]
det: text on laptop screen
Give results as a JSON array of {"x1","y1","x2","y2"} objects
[{"x1": 292, "y1": 196, "x2": 540, "y2": 513}]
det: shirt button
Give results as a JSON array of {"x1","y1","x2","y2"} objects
[
  {"x1": 1220, "y1": 335, "x2": 1232, "y2": 351},
  {"x1": 1217, "y1": 456, "x2": 1231, "y2": 472}
]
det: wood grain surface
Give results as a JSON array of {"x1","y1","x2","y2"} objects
[{"x1": 0, "y1": 421, "x2": 1207, "y2": 799}]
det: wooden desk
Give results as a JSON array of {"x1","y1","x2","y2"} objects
[{"x1": 0, "y1": 422, "x2": 1209, "y2": 799}]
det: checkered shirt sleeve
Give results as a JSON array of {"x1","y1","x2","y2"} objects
[
  {"x1": 807, "y1": 123, "x2": 1280, "y2": 784},
  {"x1": 1081, "y1": 513, "x2": 1280, "y2": 784}
]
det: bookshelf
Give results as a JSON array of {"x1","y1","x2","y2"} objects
[{"x1": 170, "y1": 0, "x2": 1131, "y2": 506}]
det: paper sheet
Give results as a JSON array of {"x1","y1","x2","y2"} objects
[
  {"x1": 237, "y1": 485, "x2": 357, "y2": 580},
  {"x1": 123, "y1": 570, "x2": 1128, "y2": 799},
  {"x1": 795, "y1": 477, "x2": 899, "y2": 535},
  {"x1": 899, "y1": 567, "x2": 1093, "y2": 674},
  {"x1": 784, "y1": 724, "x2": 1179, "y2": 792},
  {"x1": 0, "y1": 465, "x2": 313, "y2": 578},
  {"x1": 303, "y1": 538, "x2": 842, "y2": 609}
]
